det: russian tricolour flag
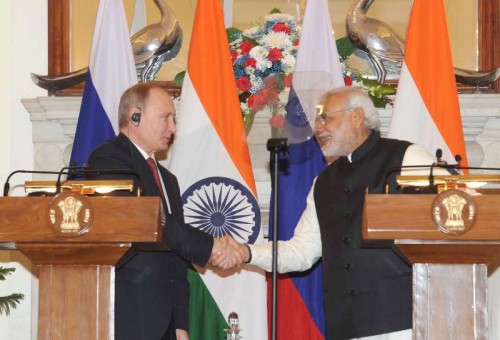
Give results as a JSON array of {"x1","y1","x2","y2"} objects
[
  {"x1": 167, "y1": 0, "x2": 267, "y2": 339},
  {"x1": 70, "y1": 0, "x2": 137, "y2": 167},
  {"x1": 272, "y1": 0, "x2": 345, "y2": 338},
  {"x1": 388, "y1": 0, "x2": 468, "y2": 169}
]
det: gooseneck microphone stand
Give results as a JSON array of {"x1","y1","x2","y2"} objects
[{"x1": 266, "y1": 138, "x2": 289, "y2": 340}]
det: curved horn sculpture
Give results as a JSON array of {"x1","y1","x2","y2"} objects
[
  {"x1": 31, "y1": 0, "x2": 182, "y2": 92},
  {"x1": 346, "y1": 0, "x2": 500, "y2": 89},
  {"x1": 455, "y1": 67, "x2": 500, "y2": 90},
  {"x1": 346, "y1": 0, "x2": 405, "y2": 83}
]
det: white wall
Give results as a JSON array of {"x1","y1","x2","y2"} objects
[{"x1": 0, "y1": 0, "x2": 47, "y2": 338}]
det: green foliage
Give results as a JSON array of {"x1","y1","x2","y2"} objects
[
  {"x1": 269, "y1": 8, "x2": 282, "y2": 14},
  {"x1": 173, "y1": 71, "x2": 185, "y2": 88},
  {"x1": 0, "y1": 267, "x2": 15, "y2": 280},
  {"x1": 0, "y1": 294, "x2": 24, "y2": 316},
  {"x1": 0, "y1": 267, "x2": 24, "y2": 316},
  {"x1": 336, "y1": 36, "x2": 356, "y2": 61},
  {"x1": 359, "y1": 78, "x2": 396, "y2": 108},
  {"x1": 226, "y1": 27, "x2": 242, "y2": 44}
]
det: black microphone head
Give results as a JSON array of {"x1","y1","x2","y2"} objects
[
  {"x1": 3, "y1": 182, "x2": 10, "y2": 197},
  {"x1": 435, "y1": 148, "x2": 443, "y2": 160},
  {"x1": 455, "y1": 154, "x2": 462, "y2": 163}
]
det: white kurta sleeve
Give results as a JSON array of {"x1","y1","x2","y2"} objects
[{"x1": 248, "y1": 182, "x2": 322, "y2": 273}]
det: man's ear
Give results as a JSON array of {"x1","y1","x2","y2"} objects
[{"x1": 352, "y1": 108, "x2": 365, "y2": 128}]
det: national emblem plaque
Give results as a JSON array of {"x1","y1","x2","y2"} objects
[
  {"x1": 431, "y1": 189, "x2": 477, "y2": 235},
  {"x1": 47, "y1": 191, "x2": 94, "y2": 237}
]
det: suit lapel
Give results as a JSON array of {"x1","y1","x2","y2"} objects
[{"x1": 115, "y1": 133, "x2": 162, "y2": 197}]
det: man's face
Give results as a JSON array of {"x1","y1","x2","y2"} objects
[
  {"x1": 313, "y1": 93, "x2": 359, "y2": 158},
  {"x1": 135, "y1": 88, "x2": 177, "y2": 155}
]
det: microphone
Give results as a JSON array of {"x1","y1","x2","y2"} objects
[
  {"x1": 435, "y1": 148, "x2": 443, "y2": 164},
  {"x1": 429, "y1": 148, "x2": 452, "y2": 186},
  {"x1": 3, "y1": 169, "x2": 72, "y2": 196},
  {"x1": 455, "y1": 154, "x2": 462, "y2": 167}
]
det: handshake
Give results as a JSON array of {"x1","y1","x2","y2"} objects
[{"x1": 209, "y1": 235, "x2": 251, "y2": 270}]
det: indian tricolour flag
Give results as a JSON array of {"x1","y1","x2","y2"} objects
[
  {"x1": 167, "y1": 0, "x2": 267, "y2": 339},
  {"x1": 388, "y1": 0, "x2": 468, "y2": 169}
]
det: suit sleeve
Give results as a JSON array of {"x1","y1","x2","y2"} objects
[{"x1": 165, "y1": 175, "x2": 214, "y2": 267}]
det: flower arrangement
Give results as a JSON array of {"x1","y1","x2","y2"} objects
[
  {"x1": 174, "y1": 11, "x2": 395, "y2": 136},
  {"x1": 226, "y1": 9, "x2": 299, "y2": 134}
]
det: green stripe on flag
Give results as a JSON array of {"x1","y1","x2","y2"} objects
[{"x1": 188, "y1": 267, "x2": 228, "y2": 340}]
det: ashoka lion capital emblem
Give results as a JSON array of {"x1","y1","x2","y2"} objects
[
  {"x1": 431, "y1": 189, "x2": 477, "y2": 235},
  {"x1": 48, "y1": 191, "x2": 94, "y2": 237}
]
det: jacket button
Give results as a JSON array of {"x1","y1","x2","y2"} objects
[
  {"x1": 344, "y1": 212, "x2": 352, "y2": 219},
  {"x1": 348, "y1": 289, "x2": 358, "y2": 297},
  {"x1": 344, "y1": 263, "x2": 352, "y2": 270},
  {"x1": 342, "y1": 236, "x2": 351, "y2": 244},
  {"x1": 344, "y1": 187, "x2": 351, "y2": 193}
]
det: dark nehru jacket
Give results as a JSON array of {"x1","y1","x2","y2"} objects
[{"x1": 314, "y1": 131, "x2": 412, "y2": 340}]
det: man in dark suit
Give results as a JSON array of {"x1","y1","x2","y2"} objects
[{"x1": 87, "y1": 83, "x2": 241, "y2": 340}]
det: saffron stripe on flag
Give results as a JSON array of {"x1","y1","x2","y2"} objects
[
  {"x1": 187, "y1": 0, "x2": 255, "y2": 195},
  {"x1": 388, "y1": 0, "x2": 468, "y2": 169}
]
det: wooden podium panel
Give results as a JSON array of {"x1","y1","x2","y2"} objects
[
  {"x1": 0, "y1": 196, "x2": 162, "y2": 340},
  {"x1": 363, "y1": 194, "x2": 500, "y2": 340}
]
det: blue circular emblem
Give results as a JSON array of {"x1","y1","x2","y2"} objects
[
  {"x1": 285, "y1": 94, "x2": 310, "y2": 128},
  {"x1": 181, "y1": 177, "x2": 261, "y2": 244}
]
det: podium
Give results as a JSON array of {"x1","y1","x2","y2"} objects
[
  {"x1": 363, "y1": 193, "x2": 500, "y2": 339},
  {"x1": 0, "y1": 195, "x2": 161, "y2": 339}
]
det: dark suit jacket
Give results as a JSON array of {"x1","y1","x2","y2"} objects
[{"x1": 87, "y1": 133, "x2": 213, "y2": 340}]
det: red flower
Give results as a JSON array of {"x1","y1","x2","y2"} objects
[
  {"x1": 260, "y1": 87, "x2": 279, "y2": 104},
  {"x1": 230, "y1": 50, "x2": 238, "y2": 63},
  {"x1": 269, "y1": 115, "x2": 286, "y2": 128},
  {"x1": 236, "y1": 77, "x2": 252, "y2": 92},
  {"x1": 248, "y1": 93, "x2": 267, "y2": 111},
  {"x1": 344, "y1": 76, "x2": 353, "y2": 86},
  {"x1": 240, "y1": 41, "x2": 254, "y2": 55},
  {"x1": 272, "y1": 23, "x2": 291, "y2": 35},
  {"x1": 293, "y1": 39, "x2": 299, "y2": 46},
  {"x1": 244, "y1": 58, "x2": 257, "y2": 68},
  {"x1": 284, "y1": 73, "x2": 293, "y2": 87},
  {"x1": 268, "y1": 48, "x2": 282, "y2": 62}
]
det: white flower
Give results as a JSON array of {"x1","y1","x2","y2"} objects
[
  {"x1": 243, "y1": 26, "x2": 260, "y2": 38},
  {"x1": 281, "y1": 54, "x2": 296, "y2": 74},
  {"x1": 265, "y1": 13, "x2": 295, "y2": 23},
  {"x1": 278, "y1": 89, "x2": 290, "y2": 106},
  {"x1": 259, "y1": 31, "x2": 293, "y2": 50},
  {"x1": 249, "y1": 46, "x2": 268, "y2": 59},
  {"x1": 245, "y1": 66, "x2": 256, "y2": 75}
]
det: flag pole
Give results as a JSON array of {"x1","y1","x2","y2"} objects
[{"x1": 267, "y1": 138, "x2": 289, "y2": 340}]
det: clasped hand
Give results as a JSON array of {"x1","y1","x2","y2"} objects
[{"x1": 209, "y1": 236, "x2": 250, "y2": 270}]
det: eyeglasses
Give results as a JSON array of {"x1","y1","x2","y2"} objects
[{"x1": 314, "y1": 106, "x2": 356, "y2": 126}]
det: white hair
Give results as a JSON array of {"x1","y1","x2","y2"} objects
[{"x1": 320, "y1": 87, "x2": 381, "y2": 131}]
